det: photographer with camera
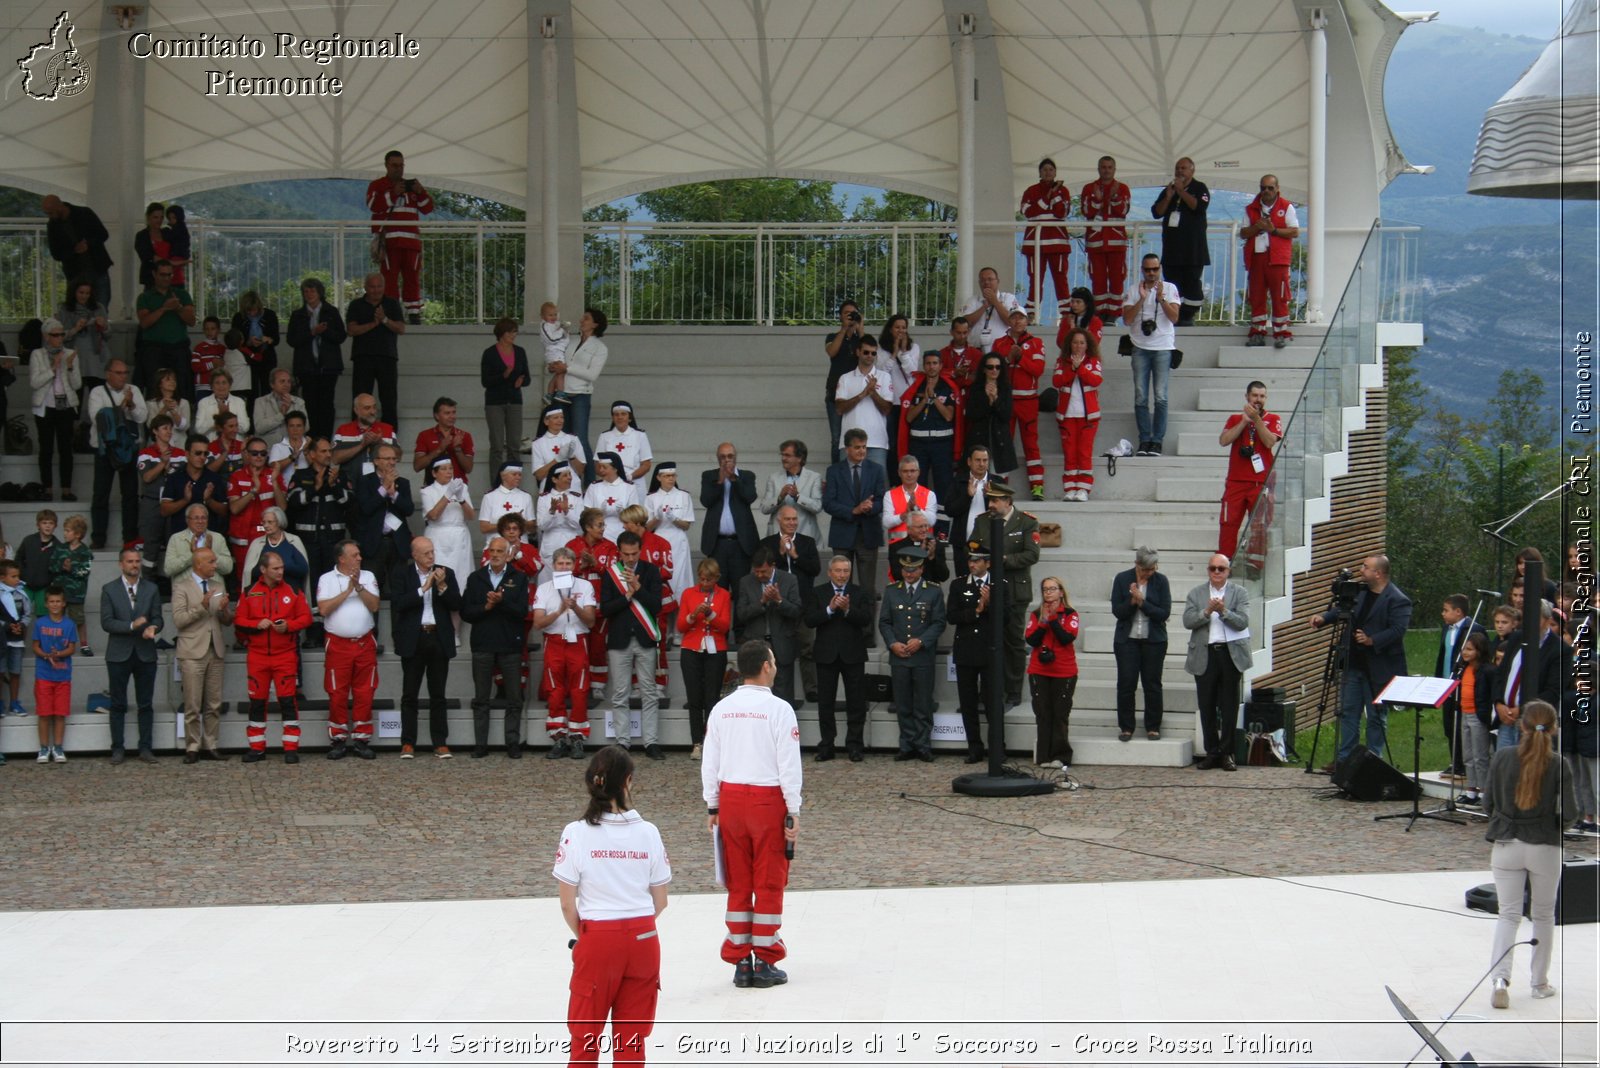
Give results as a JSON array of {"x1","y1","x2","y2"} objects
[
  {"x1": 365, "y1": 150, "x2": 434, "y2": 324},
  {"x1": 1217, "y1": 381, "x2": 1282, "y2": 558},
  {"x1": 1121, "y1": 254, "x2": 1180, "y2": 458},
  {"x1": 1310, "y1": 555, "x2": 1412, "y2": 772},
  {"x1": 823, "y1": 301, "x2": 866, "y2": 463}
]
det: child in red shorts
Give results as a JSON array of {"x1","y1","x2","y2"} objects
[{"x1": 32, "y1": 586, "x2": 77, "y2": 762}]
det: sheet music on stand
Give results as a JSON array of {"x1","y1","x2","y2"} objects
[{"x1": 1377, "y1": 675, "x2": 1459, "y2": 708}]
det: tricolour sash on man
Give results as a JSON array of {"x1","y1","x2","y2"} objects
[{"x1": 605, "y1": 560, "x2": 661, "y2": 643}]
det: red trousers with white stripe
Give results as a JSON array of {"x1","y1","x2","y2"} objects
[
  {"x1": 1024, "y1": 249, "x2": 1070, "y2": 317},
  {"x1": 544, "y1": 637, "x2": 591, "y2": 738},
  {"x1": 1058, "y1": 417, "x2": 1098, "y2": 494},
  {"x1": 567, "y1": 916, "x2": 659, "y2": 1066},
  {"x1": 1087, "y1": 247, "x2": 1127, "y2": 314},
  {"x1": 380, "y1": 243, "x2": 425, "y2": 318},
  {"x1": 1219, "y1": 478, "x2": 1270, "y2": 560},
  {"x1": 718, "y1": 783, "x2": 789, "y2": 965},
  {"x1": 324, "y1": 633, "x2": 378, "y2": 741},
  {"x1": 1010, "y1": 399, "x2": 1044, "y2": 489},
  {"x1": 247, "y1": 649, "x2": 301, "y2": 752},
  {"x1": 584, "y1": 619, "x2": 609, "y2": 690},
  {"x1": 1246, "y1": 254, "x2": 1293, "y2": 341}
]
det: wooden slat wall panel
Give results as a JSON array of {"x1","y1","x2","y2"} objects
[{"x1": 1254, "y1": 374, "x2": 1389, "y2": 734}]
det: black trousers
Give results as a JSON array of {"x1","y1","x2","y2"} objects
[
  {"x1": 1030, "y1": 673, "x2": 1076, "y2": 766},
  {"x1": 1164, "y1": 264, "x2": 1205, "y2": 321},
  {"x1": 34, "y1": 408, "x2": 75, "y2": 490},
  {"x1": 400, "y1": 629, "x2": 451, "y2": 747},
  {"x1": 955, "y1": 660, "x2": 992, "y2": 753},
  {"x1": 680, "y1": 648, "x2": 727, "y2": 743},
  {"x1": 137, "y1": 339, "x2": 193, "y2": 400},
  {"x1": 300, "y1": 372, "x2": 341, "y2": 440},
  {"x1": 472, "y1": 649, "x2": 524, "y2": 748},
  {"x1": 92, "y1": 456, "x2": 139, "y2": 544},
  {"x1": 1196, "y1": 645, "x2": 1242, "y2": 758},
  {"x1": 352, "y1": 355, "x2": 399, "y2": 433},
  {"x1": 1114, "y1": 639, "x2": 1166, "y2": 733},
  {"x1": 815, "y1": 658, "x2": 866, "y2": 747},
  {"x1": 711, "y1": 534, "x2": 750, "y2": 592}
]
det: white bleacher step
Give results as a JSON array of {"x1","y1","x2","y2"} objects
[
  {"x1": 1071, "y1": 730, "x2": 1194, "y2": 768},
  {"x1": 1156, "y1": 476, "x2": 1226, "y2": 503},
  {"x1": 1215, "y1": 345, "x2": 1318, "y2": 369},
  {"x1": 1195, "y1": 380, "x2": 1308, "y2": 411},
  {"x1": 1128, "y1": 522, "x2": 1219, "y2": 553}
]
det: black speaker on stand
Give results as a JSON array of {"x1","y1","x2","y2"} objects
[{"x1": 1332, "y1": 745, "x2": 1420, "y2": 802}]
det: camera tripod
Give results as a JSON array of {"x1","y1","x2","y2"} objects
[{"x1": 1301, "y1": 612, "x2": 1350, "y2": 775}]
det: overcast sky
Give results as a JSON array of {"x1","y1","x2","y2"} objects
[{"x1": 1422, "y1": 0, "x2": 1564, "y2": 39}]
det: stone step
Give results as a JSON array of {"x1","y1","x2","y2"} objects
[{"x1": 1216, "y1": 345, "x2": 1318, "y2": 369}]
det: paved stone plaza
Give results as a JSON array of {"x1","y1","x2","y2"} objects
[{"x1": 0, "y1": 754, "x2": 1512, "y2": 911}]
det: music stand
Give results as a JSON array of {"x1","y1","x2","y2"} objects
[{"x1": 1373, "y1": 675, "x2": 1463, "y2": 831}]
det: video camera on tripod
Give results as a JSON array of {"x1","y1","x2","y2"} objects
[{"x1": 1327, "y1": 567, "x2": 1365, "y2": 619}]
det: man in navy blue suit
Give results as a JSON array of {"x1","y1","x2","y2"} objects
[
  {"x1": 822, "y1": 428, "x2": 887, "y2": 605},
  {"x1": 1312, "y1": 554, "x2": 1411, "y2": 769}
]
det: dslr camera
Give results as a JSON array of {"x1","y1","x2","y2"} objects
[
  {"x1": 1037, "y1": 645, "x2": 1056, "y2": 665},
  {"x1": 1140, "y1": 318, "x2": 1156, "y2": 336},
  {"x1": 1238, "y1": 443, "x2": 1255, "y2": 459},
  {"x1": 847, "y1": 310, "x2": 862, "y2": 324}
]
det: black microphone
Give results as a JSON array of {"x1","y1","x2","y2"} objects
[{"x1": 784, "y1": 814, "x2": 795, "y2": 860}]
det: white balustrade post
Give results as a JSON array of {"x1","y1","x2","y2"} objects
[{"x1": 1307, "y1": 8, "x2": 1328, "y2": 323}]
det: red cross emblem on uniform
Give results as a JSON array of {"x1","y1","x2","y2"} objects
[
  {"x1": 605, "y1": 497, "x2": 616, "y2": 507},
  {"x1": 552, "y1": 444, "x2": 562, "y2": 455},
  {"x1": 502, "y1": 501, "x2": 515, "y2": 511},
  {"x1": 615, "y1": 443, "x2": 626, "y2": 452}
]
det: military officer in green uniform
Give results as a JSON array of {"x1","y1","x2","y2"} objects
[
  {"x1": 972, "y1": 478, "x2": 1040, "y2": 707},
  {"x1": 878, "y1": 544, "x2": 946, "y2": 762},
  {"x1": 947, "y1": 542, "x2": 996, "y2": 763}
]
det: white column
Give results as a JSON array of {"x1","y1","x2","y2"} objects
[
  {"x1": 542, "y1": 19, "x2": 561, "y2": 305},
  {"x1": 87, "y1": 5, "x2": 146, "y2": 318},
  {"x1": 1306, "y1": 9, "x2": 1328, "y2": 324},
  {"x1": 954, "y1": 15, "x2": 976, "y2": 300}
]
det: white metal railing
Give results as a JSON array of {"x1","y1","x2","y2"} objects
[{"x1": 0, "y1": 214, "x2": 1368, "y2": 328}]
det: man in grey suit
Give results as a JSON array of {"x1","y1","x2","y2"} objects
[
  {"x1": 101, "y1": 547, "x2": 164, "y2": 764},
  {"x1": 735, "y1": 547, "x2": 804, "y2": 706},
  {"x1": 1182, "y1": 553, "x2": 1251, "y2": 771},
  {"x1": 757, "y1": 439, "x2": 824, "y2": 540}
]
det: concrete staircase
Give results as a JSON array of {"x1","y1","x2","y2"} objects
[{"x1": 0, "y1": 323, "x2": 1318, "y2": 764}]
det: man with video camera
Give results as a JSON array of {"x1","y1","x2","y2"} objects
[{"x1": 1310, "y1": 554, "x2": 1412, "y2": 772}]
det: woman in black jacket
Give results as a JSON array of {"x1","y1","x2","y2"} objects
[
  {"x1": 481, "y1": 316, "x2": 532, "y2": 467},
  {"x1": 961, "y1": 353, "x2": 1016, "y2": 473},
  {"x1": 230, "y1": 290, "x2": 281, "y2": 403}
]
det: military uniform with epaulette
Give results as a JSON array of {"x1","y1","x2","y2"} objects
[
  {"x1": 877, "y1": 545, "x2": 946, "y2": 761},
  {"x1": 947, "y1": 541, "x2": 996, "y2": 762},
  {"x1": 971, "y1": 479, "x2": 1040, "y2": 705}
]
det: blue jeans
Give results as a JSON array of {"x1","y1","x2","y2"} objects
[
  {"x1": 561, "y1": 393, "x2": 593, "y2": 476},
  {"x1": 108, "y1": 656, "x2": 157, "y2": 752},
  {"x1": 864, "y1": 447, "x2": 889, "y2": 474},
  {"x1": 1497, "y1": 720, "x2": 1521, "y2": 749},
  {"x1": 1336, "y1": 672, "x2": 1386, "y2": 764},
  {"x1": 1130, "y1": 347, "x2": 1172, "y2": 444}
]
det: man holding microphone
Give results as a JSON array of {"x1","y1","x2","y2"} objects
[{"x1": 702, "y1": 640, "x2": 802, "y2": 989}]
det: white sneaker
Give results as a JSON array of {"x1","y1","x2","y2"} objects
[
  {"x1": 1531, "y1": 983, "x2": 1557, "y2": 999},
  {"x1": 36, "y1": 747, "x2": 49, "y2": 763},
  {"x1": 690, "y1": 743, "x2": 703, "y2": 760},
  {"x1": 52, "y1": 746, "x2": 66, "y2": 762},
  {"x1": 1490, "y1": 978, "x2": 1509, "y2": 1009}
]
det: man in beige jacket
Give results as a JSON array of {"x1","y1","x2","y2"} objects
[{"x1": 174, "y1": 547, "x2": 234, "y2": 762}]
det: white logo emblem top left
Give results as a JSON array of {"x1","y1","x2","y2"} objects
[{"x1": 18, "y1": 11, "x2": 92, "y2": 101}]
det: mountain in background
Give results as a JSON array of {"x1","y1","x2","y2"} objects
[{"x1": 1379, "y1": 21, "x2": 1588, "y2": 420}]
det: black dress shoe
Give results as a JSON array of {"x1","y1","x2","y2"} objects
[
  {"x1": 138, "y1": 748, "x2": 158, "y2": 764},
  {"x1": 645, "y1": 744, "x2": 665, "y2": 760},
  {"x1": 506, "y1": 746, "x2": 523, "y2": 759},
  {"x1": 893, "y1": 750, "x2": 916, "y2": 762},
  {"x1": 200, "y1": 749, "x2": 228, "y2": 762},
  {"x1": 182, "y1": 751, "x2": 199, "y2": 764},
  {"x1": 471, "y1": 746, "x2": 489, "y2": 759},
  {"x1": 241, "y1": 750, "x2": 265, "y2": 763},
  {"x1": 283, "y1": 751, "x2": 299, "y2": 764},
  {"x1": 848, "y1": 745, "x2": 864, "y2": 762},
  {"x1": 964, "y1": 749, "x2": 986, "y2": 764},
  {"x1": 916, "y1": 749, "x2": 935, "y2": 763},
  {"x1": 733, "y1": 956, "x2": 754, "y2": 988},
  {"x1": 327, "y1": 742, "x2": 349, "y2": 761},
  {"x1": 350, "y1": 741, "x2": 377, "y2": 760},
  {"x1": 805, "y1": 691, "x2": 819, "y2": 703},
  {"x1": 110, "y1": 748, "x2": 125, "y2": 765},
  {"x1": 814, "y1": 745, "x2": 835, "y2": 763},
  {"x1": 1195, "y1": 753, "x2": 1219, "y2": 770}
]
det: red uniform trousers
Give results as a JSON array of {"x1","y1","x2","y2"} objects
[
  {"x1": 380, "y1": 242, "x2": 425, "y2": 318},
  {"x1": 1087, "y1": 247, "x2": 1127, "y2": 314},
  {"x1": 1010, "y1": 398, "x2": 1044, "y2": 490},
  {"x1": 1023, "y1": 248, "x2": 1071, "y2": 319},
  {"x1": 718, "y1": 783, "x2": 790, "y2": 965},
  {"x1": 246, "y1": 649, "x2": 302, "y2": 752},
  {"x1": 1246, "y1": 252, "x2": 1293, "y2": 341},
  {"x1": 1058, "y1": 417, "x2": 1098, "y2": 495},
  {"x1": 1219, "y1": 478, "x2": 1270, "y2": 560},
  {"x1": 567, "y1": 915, "x2": 660, "y2": 1066},
  {"x1": 323, "y1": 633, "x2": 378, "y2": 741},
  {"x1": 543, "y1": 636, "x2": 592, "y2": 738},
  {"x1": 584, "y1": 618, "x2": 609, "y2": 690}
]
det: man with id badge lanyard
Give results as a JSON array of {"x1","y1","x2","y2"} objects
[{"x1": 1216, "y1": 381, "x2": 1282, "y2": 559}]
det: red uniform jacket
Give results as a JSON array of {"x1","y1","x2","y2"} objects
[
  {"x1": 1243, "y1": 196, "x2": 1295, "y2": 267},
  {"x1": 990, "y1": 332, "x2": 1046, "y2": 402},
  {"x1": 566, "y1": 535, "x2": 618, "y2": 605},
  {"x1": 1080, "y1": 180, "x2": 1132, "y2": 249},
  {"x1": 1019, "y1": 181, "x2": 1072, "y2": 251},
  {"x1": 1051, "y1": 356, "x2": 1103, "y2": 423},
  {"x1": 236, "y1": 578, "x2": 313, "y2": 652},
  {"x1": 365, "y1": 178, "x2": 435, "y2": 249},
  {"x1": 227, "y1": 467, "x2": 278, "y2": 548}
]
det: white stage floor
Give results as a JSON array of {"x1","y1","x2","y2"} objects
[{"x1": 2, "y1": 871, "x2": 1594, "y2": 1066}]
